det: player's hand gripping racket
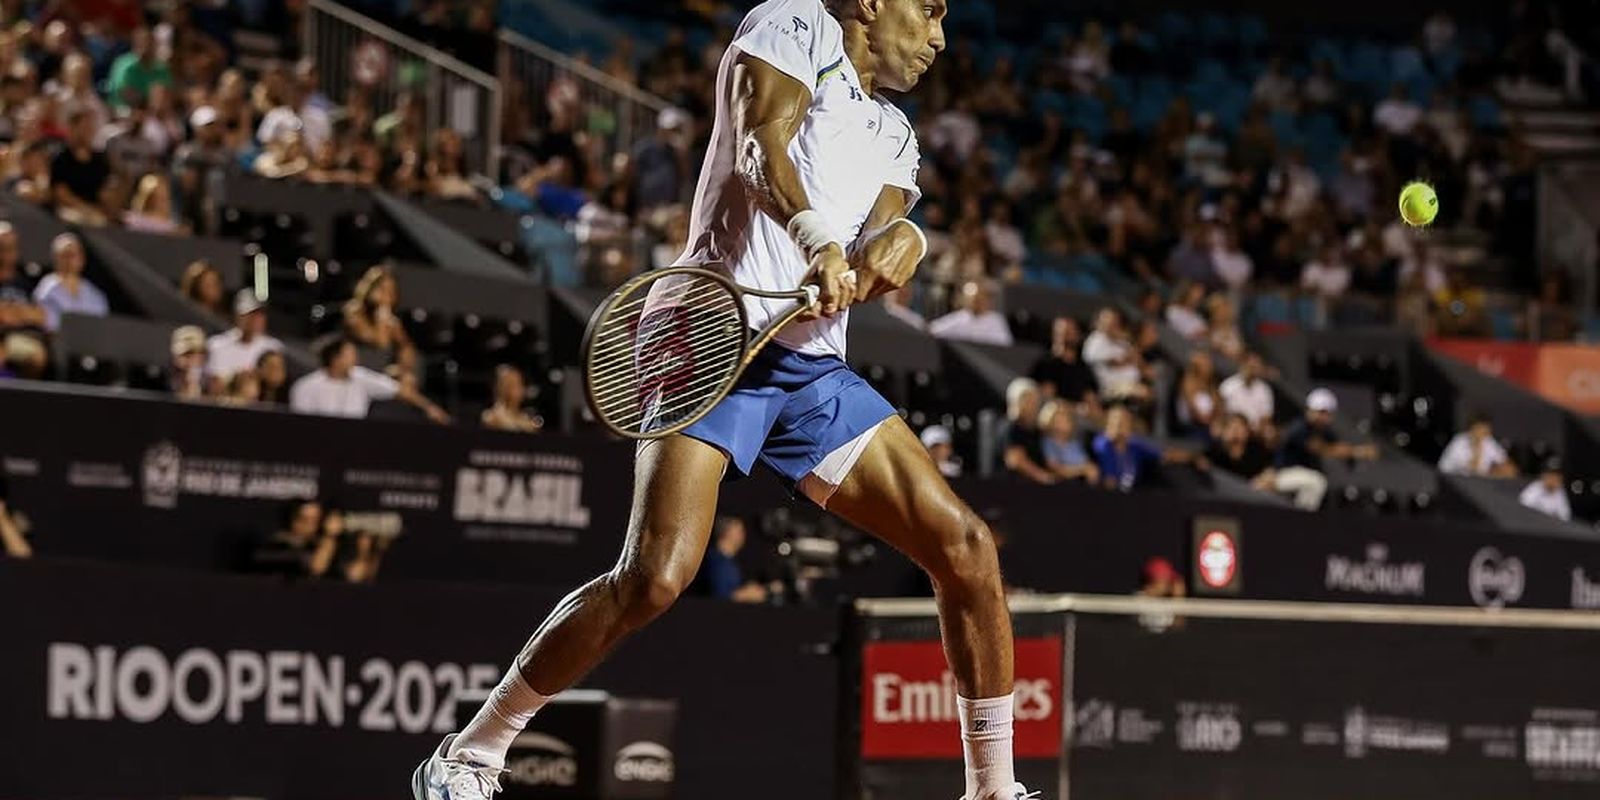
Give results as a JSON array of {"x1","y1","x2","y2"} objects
[{"x1": 582, "y1": 266, "x2": 835, "y2": 439}]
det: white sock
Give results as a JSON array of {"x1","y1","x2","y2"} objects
[
  {"x1": 448, "y1": 663, "x2": 552, "y2": 768},
  {"x1": 958, "y1": 693, "x2": 1016, "y2": 798}
]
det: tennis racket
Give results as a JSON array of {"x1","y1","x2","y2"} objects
[{"x1": 582, "y1": 266, "x2": 828, "y2": 439}]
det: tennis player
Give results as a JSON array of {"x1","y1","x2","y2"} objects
[{"x1": 416, "y1": 1, "x2": 1034, "y2": 798}]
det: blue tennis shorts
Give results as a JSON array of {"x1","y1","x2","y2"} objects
[{"x1": 679, "y1": 343, "x2": 895, "y2": 485}]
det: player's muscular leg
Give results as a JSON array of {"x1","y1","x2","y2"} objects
[
  {"x1": 828, "y1": 416, "x2": 1014, "y2": 697},
  {"x1": 513, "y1": 435, "x2": 727, "y2": 694}
]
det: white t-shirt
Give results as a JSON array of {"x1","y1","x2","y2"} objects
[
  {"x1": 1300, "y1": 260, "x2": 1351, "y2": 298},
  {"x1": 1082, "y1": 330, "x2": 1141, "y2": 394},
  {"x1": 927, "y1": 309, "x2": 1014, "y2": 346},
  {"x1": 289, "y1": 366, "x2": 400, "y2": 418},
  {"x1": 1437, "y1": 432, "x2": 1509, "y2": 476},
  {"x1": 1165, "y1": 305, "x2": 1208, "y2": 340},
  {"x1": 678, "y1": 0, "x2": 922, "y2": 358},
  {"x1": 1519, "y1": 480, "x2": 1572, "y2": 521},
  {"x1": 205, "y1": 329, "x2": 284, "y2": 380},
  {"x1": 1219, "y1": 374, "x2": 1274, "y2": 427}
]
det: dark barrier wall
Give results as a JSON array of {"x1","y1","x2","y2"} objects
[
  {"x1": 0, "y1": 559, "x2": 837, "y2": 800},
  {"x1": 851, "y1": 605, "x2": 1600, "y2": 800},
  {"x1": 7, "y1": 385, "x2": 1600, "y2": 610}
]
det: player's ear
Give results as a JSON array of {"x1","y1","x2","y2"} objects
[{"x1": 850, "y1": 0, "x2": 881, "y2": 24}]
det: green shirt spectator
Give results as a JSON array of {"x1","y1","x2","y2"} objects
[{"x1": 105, "y1": 28, "x2": 173, "y2": 109}]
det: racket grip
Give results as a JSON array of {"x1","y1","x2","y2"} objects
[{"x1": 802, "y1": 284, "x2": 821, "y2": 307}]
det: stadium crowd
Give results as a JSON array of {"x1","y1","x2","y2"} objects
[{"x1": 0, "y1": 0, "x2": 1592, "y2": 531}]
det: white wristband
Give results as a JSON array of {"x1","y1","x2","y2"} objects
[
  {"x1": 787, "y1": 209, "x2": 843, "y2": 262},
  {"x1": 886, "y1": 217, "x2": 928, "y2": 262}
]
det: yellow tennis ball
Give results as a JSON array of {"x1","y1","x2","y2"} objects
[{"x1": 1399, "y1": 181, "x2": 1438, "y2": 227}]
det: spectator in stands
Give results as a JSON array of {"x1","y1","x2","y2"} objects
[
  {"x1": 1175, "y1": 351, "x2": 1223, "y2": 440},
  {"x1": 106, "y1": 27, "x2": 174, "y2": 109},
  {"x1": 1529, "y1": 272, "x2": 1579, "y2": 342},
  {"x1": 426, "y1": 129, "x2": 480, "y2": 202},
  {"x1": 1084, "y1": 307, "x2": 1148, "y2": 401},
  {"x1": 342, "y1": 265, "x2": 416, "y2": 370},
  {"x1": 1205, "y1": 293, "x2": 1245, "y2": 362},
  {"x1": 258, "y1": 68, "x2": 332, "y2": 153},
  {"x1": 102, "y1": 100, "x2": 165, "y2": 182},
  {"x1": 0, "y1": 222, "x2": 46, "y2": 348},
  {"x1": 1092, "y1": 404, "x2": 1201, "y2": 491},
  {"x1": 1433, "y1": 268, "x2": 1490, "y2": 336},
  {"x1": 179, "y1": 259, "x2": 228, "y2": 319},
  {"x1": 168, "y1": 325, "x2": 210, "y2": 401},
  {"x1": 49, "y1": 52, "x2": 109, "y2": 135},
  {"x1": 1206, "y1": 412, "x2": 1329, "y2": 510},
  {"x1": 51, "y1": 108, "x2": 115, "y2": 226},
  {"x1": 341, "y1": 524, "x2": 392, "y2": 584},
  {"x1": 1373, "y1": 82, "x2": 1423, "y2": 138},
  {"x1": 984, "y1": 202, "x2": 1027, "y2": 279},
  {"x1": 32, "y1": 233, "x2": 107, "y2": 331},
  {"x1": 222, "y1": 369, "x2": 262, "y2": 407},
  {"x1": 1003, "y1": 377, "x2": 1055, "y2": 484},
  {"x1": 1219, "y1": 352, "x2": 1274, "y2": 433},
  {"x1": 1211, "y1": 226, "x2": 1254, "y2": 293},
  {"x1": 0, "y1": 473, "x2": 30, "y2": 558},
  {"x1": 1041, "y1": 400, "x2": 1098, "y2": 484},
  {"x1": 928, "y1": 279, "x2": 1013, "y2": 346},
  {"x1": 481, "y1": 365, "x2": 542, "y2": 433},
  {"x1": 632, "y1": 106, "x2": 690, "y2": 211},
  {"x1": 172, "y1": 106, "x2": 231, "y2": 228},
  {"x1": 1137, "y1": 557, "x2": 1185, "y2": 598},
  {"x1": 207, "y1": 289, "x2": 282, "y2": 383},
  {"x1": 124, "y1": 173, "x2": 183, "y2": 233},
  {"x1": 251, "y1": 500, "x2": 337, "y2": 579},
  {"x1": 11, "y1": 139, "x2": 54, "y2": 206},
  {"x1": 1300, "y1": 239, "x2": 1352, "y2": 300},
  {"x1": 1031, "y1": 317, "x2": 1101, "y2": 418},
  {"x1": 920, "y1": 424, "x2": 963, "y2": 478},
  {"x1": 1277, "y1": 389, "x2": 1379, "y2": 472},
  {"x1": 0, "y1": 336, "x2": 11, "y2": 379},
  {"x1": 1437, "y1": 412, "x2": 1517, "y2": 478},
  {"x1": 253, "y1": 129, "x2": 311, "y2": 180},
  {"x1": 1520, "y1": 458, "x2": 1572, "y2": 521},
  {"x1": 1165, "y1": 283, "x2": 1210, "y2": 341},
  {"x1": 1167, "y1": 222, "x2": 1217, "y2": 288},
  {"x1": 256, "y1": 350, "x2": 289, "y2": 405},
  {"x1": 700, "y1": 515, "x2": 767, "y2": 603},
  {"x1": 290, "y1": 336, "x2": 448, "y2": 422}
]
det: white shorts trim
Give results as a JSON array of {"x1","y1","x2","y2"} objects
[{"x1": 798, "y1": 421, "x2": 884, "y2": 507}]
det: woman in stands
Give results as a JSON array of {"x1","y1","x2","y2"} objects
[
  {"x1": 255, "y1": 350, "x2": 289, "y2": 405},
  {"x1": 179, "y1": 259, "x2": 228, "y2": 318},
  {"x1": 426, "y1": 129, "x2": 481, "y2": 203},
  {"x1": 342, "y1": 265, "x2": 416, "y2": 370},
  {"x1": 1175, "y1": 351, "x2": 1224, "y2": 441}
]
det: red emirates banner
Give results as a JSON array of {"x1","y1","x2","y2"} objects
[
  {"x1": 1429, "y1": 338, "x2": 1600, "y2": 413},
  {"x1": 1427, "y1": 339, "x2": 1538, "y2": 388},
  {"x1": 860, "y1": 637, "x2": 1063, "y2": 759}
]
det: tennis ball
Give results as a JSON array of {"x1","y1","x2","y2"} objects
[{"x1": 1399, "y1": 181, "x2": 1438, "y2": 227}]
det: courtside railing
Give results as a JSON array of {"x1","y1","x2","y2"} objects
[
  {"x1": 303, "y1": 0, "x2": 501, "y2": 176},
  {"x1": 497, "y1": 28, "x2": 671, "y2": 162}
]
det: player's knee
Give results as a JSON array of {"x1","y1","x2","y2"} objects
[
  {"x1": 611, "y1": 565, "x2": 691, "y2": 629},
  {"x1": 927, "y1": 511, "x2": 1001, "y2": 593}
]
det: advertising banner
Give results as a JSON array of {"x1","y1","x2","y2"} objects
[
  {"x1": 1428, "y1": 338, "x2": 1600, "y2": 414},
  {"x1": 0, "y1": 559, "x2": 837, "y2": 800}
]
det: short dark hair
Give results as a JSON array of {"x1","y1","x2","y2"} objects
[
  {"x1": 317, "y1": 336, "x2": 353, "y2": 368},
  {"x1": 1469, "y1": 412, "x2": 1493, "y2": 428}
]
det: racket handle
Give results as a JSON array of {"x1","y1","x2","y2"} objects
[{"x1": 802, "y1": 284, "x2": 821, "y2": 307}]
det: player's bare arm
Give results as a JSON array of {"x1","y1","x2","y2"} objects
[
  {"x1": 848, "y1": 185, "x2": 925, "y2": 302},
  {"x1": 730, "y1": 54, "x2": 856, "y2": 316}
]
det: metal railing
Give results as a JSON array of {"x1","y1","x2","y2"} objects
[
  {"x1": 303, "y1": 0, "x2": 501, "y2": 176},
  {"x1": 497, "y1": 29, "x2": 671, "y2": 166}
]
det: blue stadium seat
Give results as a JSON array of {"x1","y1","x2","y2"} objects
[
  {"x1": 1490, "y1": 308, "x2": 1519, "y2": 341},
  {"x1": 1469, "y1": 94, "x2": 1503, "y2": 129},
  {"x1": 1236, "y1": 16, "x2": 1269, "y2": 52}
]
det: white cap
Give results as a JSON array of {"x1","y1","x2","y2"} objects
[
  {"x1": 920, "y1": 425, "x2": 952, "y2": 448},
  {"x1": 189, "y1": 105, "x2": 218, "y2": 128},
  {"x1": 1307, "y1": 388, "x2": 1338, "y2": 413}
]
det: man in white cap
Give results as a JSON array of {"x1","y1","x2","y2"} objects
[
  {"x1": 173, "y1": 105, "x2": 232, "y2": 227},
  {"x1": 206, "y1": 289, "x2": 282, "y2": 383},
  {"x1": 920, "y1": 424, "x2": 962, "y2": 478},
  {"x1": 632, "y1": 106, "x2": 691, "y2": 211},
  {"x1": 1273, "y1": 388, "x2": 1379, "y2": 508}
]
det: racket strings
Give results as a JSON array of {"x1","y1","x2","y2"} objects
[{"x1": 586, "y1": 273, "x2": 749, "y2": 435}]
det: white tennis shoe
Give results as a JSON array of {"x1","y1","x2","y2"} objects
[
  {"x1": 961, "y1": 783, "x2": 1042, "y2": 800},
  {"x1": 412, "y1": 734, "x2": 507, "y2": 800}
]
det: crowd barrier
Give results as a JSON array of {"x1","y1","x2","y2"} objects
[
  {"x1": 845, "y1": 595, "x2": 1600, "y2": 800},
  {"x1": 7, "y1": 384, "x2": 1600, "y2": 610},
  {"x1": 0, "y1": 559, "x2": 837, "y2": 800}
]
